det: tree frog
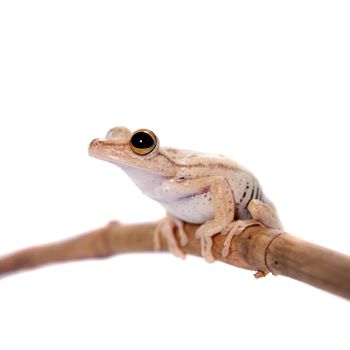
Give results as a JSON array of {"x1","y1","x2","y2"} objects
[{"x1": 89, "y1": 127, "x2": 283, "y2": 262}]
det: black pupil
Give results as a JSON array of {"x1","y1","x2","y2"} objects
[{"x1": 131, "y1": 132, "x2": 154, "y2": 149}]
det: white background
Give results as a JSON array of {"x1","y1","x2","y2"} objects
[{"x1": 0, "y1": 1, "x2": 349, "y2": 349}]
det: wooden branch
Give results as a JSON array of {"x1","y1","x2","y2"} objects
[{"x1": 0, "y1": 221, "x2": 349, "y2": 300}]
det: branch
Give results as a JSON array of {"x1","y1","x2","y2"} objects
[{"x1": 0, "y1": 221, "x2": 349, "y2": 300}]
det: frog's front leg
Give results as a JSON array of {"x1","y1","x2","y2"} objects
[
  {"x1": 195, "y1": 177, "x2": 235, "y2": 262},
  {"x1": 169, "y1": 176, "x2": 235, "y2": 263}
]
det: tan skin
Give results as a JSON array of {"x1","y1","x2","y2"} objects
[{"x1": 89, "y1": 127, "x2": 283, "y2": 262}]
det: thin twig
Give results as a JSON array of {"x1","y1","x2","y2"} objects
[{"x1": 0, "y1": 221, "x2": 349, "y2": 300}]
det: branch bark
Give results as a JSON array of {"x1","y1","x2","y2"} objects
[{"x1": 0, "y1": 221, "x2": 349, "y2": 300}]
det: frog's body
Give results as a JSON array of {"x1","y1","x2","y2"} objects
[
  {"x1": 89, "y1": 127, "x2": 283, "y2": 262},
  {"x1": 121, "y1": 148, "x2": 265, "y2": 224}
]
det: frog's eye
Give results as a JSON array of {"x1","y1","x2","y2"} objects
[{"x1": 129, "y1": 129, "x2": 158, "y2": 156}]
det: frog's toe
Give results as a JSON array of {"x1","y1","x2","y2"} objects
[
  {"x1": 221, "y1": 219, "x2": 262, "y2": 257},
  {"x1": 199, "y1": 236, "x2": 215, "y2": 263},
  {"x1": 154, "y1": 216, "x2": 187, "y2": 259},
  {"x1": 176, "y1": 220, "x2": 188, "y2": 247}
]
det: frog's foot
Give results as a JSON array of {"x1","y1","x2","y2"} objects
[
  {"x1": 221, "y1": 219, "x2": 263, "y2": 257},
  {"x1": 154, "y1": 216, "x2": 188, "y2": 259},
  {"x1": 195, "y1": 222, "x2": 229, "y2": 263}
]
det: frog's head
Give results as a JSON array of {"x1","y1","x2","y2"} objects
[{"x1": 89, "y1": 127, "x2": 176, "y2": 176}]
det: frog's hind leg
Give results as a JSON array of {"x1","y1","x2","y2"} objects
[
  {"x1": 221, "y1": 199, "x2": 283, "y2": 257},
  {"x1": 247, "y1": 199, "x2": 283, "y2": 230}
]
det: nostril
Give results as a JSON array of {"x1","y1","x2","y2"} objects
[
  {"x1": 88, "y1": 138, "x2": 101, "y2": 155},
  {"x1": 89, "y1": 138, "x2": 99, "y2": 147}
]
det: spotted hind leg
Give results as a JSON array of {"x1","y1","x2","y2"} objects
[
  {"x1": 247, "y1": 199, "x2": 283, "y2": 230},
  {"x1": 221, "y1": 199, "x2": 283, "y2": 257}
]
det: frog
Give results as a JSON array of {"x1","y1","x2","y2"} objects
[{"x1": 89, "y1": 127, "x2": 283, "y2": 262}]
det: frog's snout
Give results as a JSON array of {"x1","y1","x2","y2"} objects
[
  {"x1": 88, "y1": 138, "x2": 100, "y2": 157},
  {"x1": 88, "y1": 136, "x2": 128, "y2": 160},
  {"x1": 89, "y1": 138, "x2": 98, "y2": 146},
  {"x1": 89, "y1": 127, "x2": 131, "y2": 158}
]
